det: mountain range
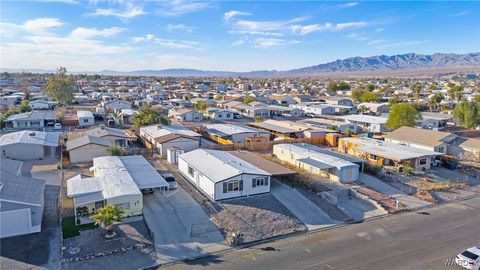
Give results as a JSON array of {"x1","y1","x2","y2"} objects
[{"x1": 3, "y1": 52, "x2": 480, "y2": 77}]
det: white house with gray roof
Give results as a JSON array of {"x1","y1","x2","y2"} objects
[
  {"x1": 0, "y1": 130, "x2": 59, "y2": 160},
  {"x1": 178, "y1": 149, "x2": 271, "y2": 201},
  {"x1": 1, "y1": 159, "x2": 46, "y2": 238},
  {"x1": 67, "y1": 155, "x2": 168, "y2": 224}
]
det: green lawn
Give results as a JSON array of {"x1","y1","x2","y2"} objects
[{"x1": 61, "y1": 216, "x2": 98, "y2": 239}]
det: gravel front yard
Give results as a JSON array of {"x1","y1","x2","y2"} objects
[{"x1": 212, "y1": 193, "x2": 307, "y2": 244}]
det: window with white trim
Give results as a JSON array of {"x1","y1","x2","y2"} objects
[
  {"x1": 223, "y1": 180, "x2": 243, "y2": 193},
  {"x1": 252, "y1": 177, "x2": 268, "y2": 188}
]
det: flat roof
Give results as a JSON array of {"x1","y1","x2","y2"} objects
[
  {"x1": 140, "y1": 124, "x2": 201, "y2": 139},
  {"x1": 67, "y1": 155, "x2": 167, "y2": 203},
  {"x1": 204, "y1": 124, "x2": 267, "y2": 137},
  {"x1": 77, "y1": 110, "x2": 94, "y2": 118},
  {"x1": 179, "y1": 149, "x2": 271, "y2": 183},
  {"x1": 228, "y1": 150, "x2": 296, "y2": 176},
  {"x1": 0, "y1": 130, "x2": 59, "y2": 147},
  {"x1": 339, "y1": 114, "x2": 387, "y2": 125},
  {"x1": 341, "y1": 137, "x2": 441, "y2": 161},
  {"x1": 274, "y1": 143, "x2": 359, "y2": 170}
]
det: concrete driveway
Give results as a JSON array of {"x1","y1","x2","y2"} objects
[
  {"x1": 1, "y1": 158, "x2": 61, "y2": 270},
  {"x1": 270, "y1": 180, "x2": 339, "y2": 230},
  {"x1": 142, "y1": 186, "x2": 228, "y2": 265},
  {"x1": 358, "y1": 173, "x2": 432, "y2": 209}
]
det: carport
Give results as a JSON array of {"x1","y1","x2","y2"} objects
[
  {"x1": 121, "y1": 156, "x2": 169, "y2": 194},
  {"x1": 228, "y1": 150, "x2": 297, "y2": 180}
]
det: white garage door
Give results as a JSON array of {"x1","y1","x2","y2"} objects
[{"x1": 1, "y1": 208, "x2": 32, "y2": 238}]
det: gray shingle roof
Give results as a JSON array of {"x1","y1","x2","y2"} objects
[{"x1": 66, "y1": 135, "x2": 111, "y2": 151}]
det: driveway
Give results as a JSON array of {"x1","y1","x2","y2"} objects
[
  {"x1": 358, "y1": 173, "x2": 432, "y2": 209},
  {"x1": 0, "y1": 158, "x2": 61, "y2": 270},
  {"x1": 270, "y1": 180, "x2": 339, "y2": 230},
  {"x1": 142, "y1": 186, "x2": 228, "y2": 265}
]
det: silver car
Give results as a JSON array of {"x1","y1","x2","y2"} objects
[{"x1": 163, "y1": 174, "x2": 177, "y2": 190}]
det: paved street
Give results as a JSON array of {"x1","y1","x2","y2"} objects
[{"x1": 162, "y1": 196, "x2": 480, "y2": 270}]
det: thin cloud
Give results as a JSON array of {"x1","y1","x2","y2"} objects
[
  {"x1": 346, "y1": 33, "x2": 368, "y2": 41},
  {"x1": 166, "y1": 24, "x2": 194, "y2": 33},
  {"x1": 290, "y1": 21, "x2": 369, "y2": 35},
  {"x1": 252, "y1": 38, "x2": 299, "y2": 48},
  {"x1": 156, "y1": 0, "x2": 209, "y2": 17},
  {"x1": 69, "y1": 27, "x2": 125, "y2": 39},
  {"x1": 132, "y1": 34, "x2": 200, "y2": 49},
  {"x1": 338, "y1": 2, "x2": 358, "y2": 8},
  {"x1": 227, "y1": 30, "x2": 283, "y2": 37},
  {"x1": 223, "y1": 10, "x2": 252, "y2": 21},
  {"x1": 86, "y1": 2, "x2": 146, "y2": 19},
  {"x1": 375, "y1": 40, "x2": 430, "y2": 49},
  {"x1": 450, "y1": 11, "x2": 471, "y2": 17},
  {"x1": 40, "y1": 0, "x2": 79, "y2": 4},
  {"x1": 23, "y1": 17, "x2": 64, "y2": 32}
]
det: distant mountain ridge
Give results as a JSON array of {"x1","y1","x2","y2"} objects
[
  {"x1": 286, "y1": 52, "x2": 480, "y2": 75},
  {"x1": 3, "y1": 52, "x2": 479, "y2": 77}
]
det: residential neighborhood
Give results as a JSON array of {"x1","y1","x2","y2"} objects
[{"x1": 1, "y1": 1, "x2": 480, "y2": 270}]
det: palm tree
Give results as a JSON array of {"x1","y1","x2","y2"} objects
[{"x1": 91, "y1": 205, "x2": 124, "y2": 237}]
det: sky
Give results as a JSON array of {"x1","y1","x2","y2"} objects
[{"x1": 1, "y1": 0, "x2": 479, "y2": 72}]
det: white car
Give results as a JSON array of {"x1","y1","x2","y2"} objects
[
  {"x1": 456, "y1": 245, "x2": 480, "y2": 269},
  {"x1": 162, "y1": 174, "x2": 177, "y2": 190},
  {"x1": 53, "y1": 123, "x2": 62, "y2": 130}
]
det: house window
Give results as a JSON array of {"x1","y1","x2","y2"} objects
[
  {"x1": 115, "y1": 202, "x2": 130, "y2": 210},
  {"x1": 252, "y1": 177, "x2": 268, "y2": 187},
  {"x1": 223, "y1": 180, "x2": 243, "y2": 193},
  {"x1": 218, "y1": 114, "x2": 222, "y2": 118},
  {"x1": 369, "y1": 154, "x2": 378, "y2": 160},
  {"x1": 83, "y1": 119, "x2": 89, "y2": 123},
  {"x1": 188, "y1": 165, "x2": 194, "y2": 177},
  {"x1": 226, "y1": 114, "x2": 231, "y2": 117},
  {"x1": 30, "y1": 121, "x2": 40, "y2": 126},
  {"x1": 419, "y1": 158, "x2": 427, "y2": 165}
]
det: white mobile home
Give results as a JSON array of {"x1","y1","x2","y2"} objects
[
  {"x1": 0, "y1": 130, "x2": 59, "y2": 160},
  {"x1": 178, "y1": 149, "x2": 271, "y2": 201},
  {"x1": 273, "y1": 143, "x2": 361, "y2": 183},
  {"x1": 77, "y1": 111, "x2": 95, "y2": 127},
  {"x1": 203, "y1": 124, "x2": 270, "y2": 143},
  {"x1": 67, "y1": 156, "x2": 168, "y2": 224}
]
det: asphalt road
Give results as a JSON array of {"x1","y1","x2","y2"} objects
[{"x1": 161, "y1": 197, "x2": 480, "y2": 270}]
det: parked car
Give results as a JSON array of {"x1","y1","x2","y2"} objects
[
  {"x1": 162, "y1": 173, "x2": 177, "y2": 190},
  {"x1": 456, "y1": 245, "x2": 480, "y2": 269},
  {"x1": 141, "y1": 188, "x2": 154, "y2": 194},
  {"x1": 53, "y1": 123, "x2": 62, "y2": 130}
]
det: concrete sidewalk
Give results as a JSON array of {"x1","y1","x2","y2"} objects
[
  {"x1": 271, "y1": 181, "x2": 340, "y2": 230},
  {"x1": 358, "y1": 173, "x2": 432, "y2": 209},
  {"x1": 143, "y1": 187, "x2": 228, "y2": 265}
]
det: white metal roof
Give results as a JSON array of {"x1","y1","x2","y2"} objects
[
  {"x1": 0, "y1": 130, "x2": 59, "y2": 147},
  {"x1": 67, "y1": 155, "x2": 168, "y2": 204},
  {"x1": 274, "y1": 143, "x2": 359, "y2": 170},
  {"x1": 119, "y1": 155, "x2": 168, "y2": 189},
  {"x1": 77, "y1": 110, "x2": 94, "y2": 118},
  {"x1": 339, "y1": 114, "x2": 387, "y2": 125},
  {"x1": 203, "y1": 124, "x2": 267, "y2": 136},
  {"x1": 341, "y1": 137, "x2": 441, "y2": 161},
  {"x1": 140, "y1": 124, "x2": 201, "y2": 139},
  {"x1": 179, "y1": 149, "x2": 271, "y2": 183}
]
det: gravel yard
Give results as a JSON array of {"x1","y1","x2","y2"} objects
[{"x1": 212, "y1": 194, "x2": 307, "y2": 244}]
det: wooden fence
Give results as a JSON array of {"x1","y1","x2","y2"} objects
[{"x1": 201, "y1": 136, "x2": 326, "y2": 152}]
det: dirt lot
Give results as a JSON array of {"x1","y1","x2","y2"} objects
[{"x1": 212, "y1": 194, "x2": 307, "y2": 244}]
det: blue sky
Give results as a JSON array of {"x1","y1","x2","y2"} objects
[{"x1": 1, "y1": 0, "x2": 479, "y2": 72}]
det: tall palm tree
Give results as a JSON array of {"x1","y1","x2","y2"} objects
[{"x1": 91, "y1": 205, "x2": 124, "y2": 237}]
